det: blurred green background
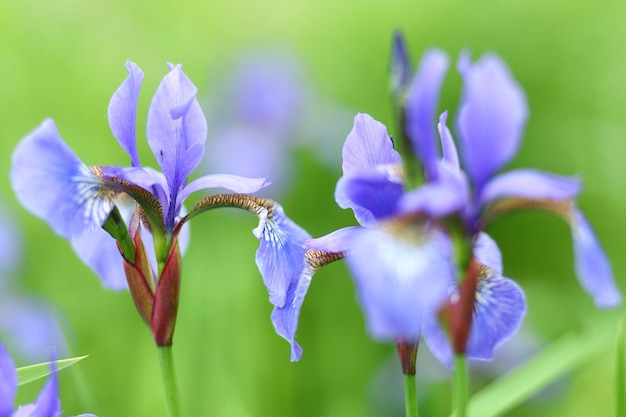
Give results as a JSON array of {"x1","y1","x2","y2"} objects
[{"x1": 1, "y1": 0, "x2": 625, "y2": 415}]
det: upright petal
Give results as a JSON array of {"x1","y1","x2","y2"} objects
[
  {"x1": 147, "y1": 64, "x2": 207, "y2": 203},
  {"x1": 456, "y1": 52, "x2": 528, "y2": 190},
  {"x1": 404, "y1": 49, "x2": 449, "y2": 179},
  {"x1": 438, "y1": 112, "x2": 459, "y2": 170},
  {"x1": 346, "y1": 224, "x2": 453, "y2": 341},
  {"x1": 11, "y1": 120, "x2": 117, "y2": 239},
  {"x1": 108, "y1": 60, "x2": 144, "y2": 167},
  {"x1": 389, "y1": 31, "x2": 412, "y2": 100},
  {"x1": 341, "y1": 114, "x2": 402, "y2": 176},
  {"x1": 253, "y1": 203, "x2": 312, "y2": 307},
  {"x1": 570, "y1": 209, "x2": 621, "y2": 308},
  {"x1": 0, "y1": 344, "x2": 17, "y2": 416}
]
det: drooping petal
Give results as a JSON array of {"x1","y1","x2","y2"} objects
[
  {"x1": 271, "y1": 263, "x2": 313, "y2": 361},
  {"x1": 341, "y1": 113, "x2": 402, "y2": 177},
  {"x1": 423, "y1": 273, "x2": 526, "y2": 367},
  {"x1": 11, "y1": 119, "x2": 117, "y2": 239},
  {"x1": 346, "y1": 225, "x2": 453, "y2": 341},
  {"x1": 479, "y1": 169, "x2": 581, "y2": 208},
  {"x1": 71, "y1": 227, "x2": 128, "y2": 290},
  {"x1": 177, "y1": 174, "x2": 269, "y2": 204},
  {"x1": 570, "y1": 209, "x2": 622, "y2": 308},
  {"x1": 404, "y1": 49, "x2": 449, "y2": 179},
  {"x1": 0, "y1": 344, "x2": 17, "y2": 416},
  {"x1": 335, "y1": 170, "x2": 404, "y2": 227},
  {"x1": 456, "y1": 52, "x2": 528, "y2": 191},
  {"x1": 108, "y1": 60, "x2": 144, "y2": 167},
  {"x1": 147, "y1": 64, "x2": 207, "y2": 204},
  {"x1": 253, "y1": 203, "x2": 312, "y2": 307}
]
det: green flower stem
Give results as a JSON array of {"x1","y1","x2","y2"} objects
[
  {"x1": 403, "y1": 373, "x2": 419, "y2": 417},
  {"x1": 158, "y1": 346, "x2": 183, "y2": 417},
  {"x1": 453, "y1": 354, "x2": 469, "y2": 417}
]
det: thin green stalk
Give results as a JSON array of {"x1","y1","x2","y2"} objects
[
  {"x1": 403, "y1": 373, "x2": 419, "y2": 417},
  {"x1": 453, "y1": 354, "x2": 469, "y2": 417},
  {"x1": 157, "y1": 346, "x2": 184, "y2": 417}
]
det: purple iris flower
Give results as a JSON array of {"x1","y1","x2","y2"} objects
[
  {"x1": 0, "y1": 343, "x2": 95, "y2": 417},
  {"x1": 10, "y1": 61, "x2": 311, "y2": 346},
  {"x1": 397, "y1": 49, "x2": 621, "y2": 364},
  {"x1": 269, "y1": 112, "x2": 456, "y2": 360}
]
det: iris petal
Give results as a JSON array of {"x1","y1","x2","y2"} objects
[
  {"x1": 346, "y1": 226, "x2": 452, "y2": 341},
  {"x1": 456, "y1": 53, "x2": 528, "y2": 191},
  {"x1": 0, "y1": 344, "x2": 17, "y2": 416},
  {"x1": 479, "y1": 169, "x2": 581, "y2": 208},
  {"x1": 335, "y1": 171, "x2": 404, "y2": 227},
  {"x1": 71, "y1": 227, "x2": 128, "y2": 291},
  {"x1": 147, "y1": 64, "x2": 207, "y2": 201},
  {"x1": 405, "y1": 49, "x2": 449, "y2": 179},
  {"x1": 423, "y1": 271, "x2": 526, "y2": 367},
  {"x1": 253, "y1": 203, "x2": 312, "y2": 307},
  {"x1": 270, "y1": 263, "x2": 313, "y2": 361},
  {"x1": 108, "y1": 60, "x2": 144, "y2": 167},
  {"x1": 341, "y1": 113, "x2": 402, "y2": 176},
  {"x1": 11, "y1": 120, "x2": 116, "y2": 239},
  {"x1": 571, "y1": 209, "x2": 622, "y2": 308}
]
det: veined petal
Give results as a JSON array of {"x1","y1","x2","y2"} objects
[
  {"x1": 570, "y1": 209, "x2": 621, "y2": 308},
  {"x1": 147, "y1": 64, "x2": 207, "y2": 200},
  {"x1": 405, "y1": 49, "x2": 449, "y2": 179},
  {"x1": 178, "y1": 174, "x2": 269, "y2": 204},
  {"x1": 346, "y1": 225, "x2": 453, "y2": 341},
  {"x1": 456, "y1": 52, "x2": 528, "y2": 190},
  {"x1": 11, "y1": 119, "x2": 117, "y2": 239},
  {"x1": 468, "y1": 274, "x2": 526, "y2": 361},
  {"x1": 341, "y1": 113, "x2": 402, "y2": 176},
  {"x1": 271, "y1": 262, "x2": 313, "y2": 362},
  {"x1": 0, "y1": 344, "x2": 17, "y2": 416},
  {"x1": 423, "y1": 272, "x2": 526, "y2": 367},
  {"x1": 253, "y1": 203, "x2": 312, "y2": 307},
  {"x1": 108, "y1": 60, "x2": 144, "y2": 167},
  {"x1": 335, "y1": 170, "x2": 404, "y2": 227},
  {"x1": 479, "y1": 169, "x2": 581, "y2": 208}
]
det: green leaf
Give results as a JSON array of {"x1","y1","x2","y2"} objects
[
  {"x1": 615, "y1": 321, "x2": 625, "y2": 417},
  {"x1": 17, "y1": 355, "x2": 89, "y2": 386},
  {"x1": 450, "y1": 314, "x2": 619, "y2": 417}
]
